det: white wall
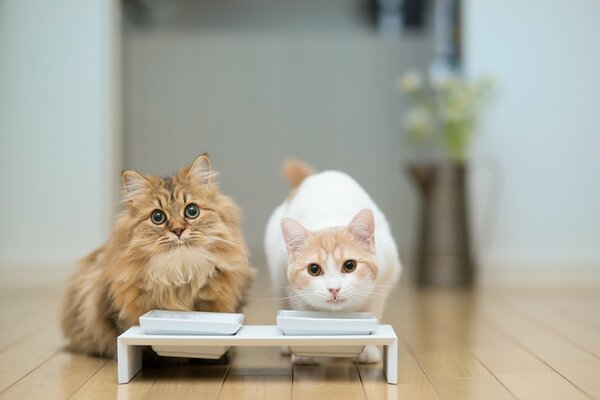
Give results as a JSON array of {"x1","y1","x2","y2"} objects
[
  {"x1": 0, "y1": 0, "x2": 121, "y2": 286},
  {"x1": 123, "y1": 28, "x2": 433, "y2": 274},
  {"x1": 464, "y1": 0, "x2": 600, "y2": 285},
  {"x1": 3, "y1": 0, "x2": 597, "y2": 287}
]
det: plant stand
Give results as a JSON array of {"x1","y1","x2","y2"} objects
[{"x1": 408, "y1": 162, "x2": 475, "y2": 286}]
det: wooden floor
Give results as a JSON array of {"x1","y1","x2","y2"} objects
[{"x1": 1, "y1": 277, "x2": 600, "y2": 400}]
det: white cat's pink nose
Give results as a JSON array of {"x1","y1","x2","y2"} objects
[{"x1": 328, "y1": 288, "x2": 340, "y2": 297}]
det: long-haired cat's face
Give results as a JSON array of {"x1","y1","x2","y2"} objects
[
  {"x1": 118, "y1": 155, "x2": 241, "y2": 286},
  {"x1": 281, "y1": 210, "x2": 378, "y2": 311}
]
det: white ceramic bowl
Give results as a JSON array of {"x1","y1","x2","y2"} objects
[
  {"x1": 277, "y1": 310, "x2": 377, "y2": 358},
  {"x1": 277, "y1": 310, "x2": 378, "y2": 335},
  {"x1": 151, "y1": 345, "x2": 229, "y2": 359},
  {"x1": 288, "y1": 345, "x2": 366, "y2": 358},
  {"x1": 139, "y1": 310, "x2": 245, "y2": 335}
]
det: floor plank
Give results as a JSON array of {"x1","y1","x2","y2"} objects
[
  {"x1": 551, "y1": 290, "x2": 600, "y2": 330},
  {"x1": 357, "y1": 339, "x2": 440, "y2": 400},
  {"x1": 0, "y1": 321, "x2": 64, "y2": 392},
  {"x1": 478, "y1": 293, "x2": 594, "y2": 398},
  {"x1": 219, "y1": 346, "x2": 292, "y2": 399},
  {"x1": 551, "y1": 362, "x2": 600, "y2": 399},
  {"x1": 389, "y1": 289, "x2": 516, "y2": 400},
  {"x1": 69, "y1": 360, "x2": 164, "y2": 400},
  {"x1": 143, "y1": 365, "x2": 228, "y2": 400},
  {"x1": 0, "y1": 291, "x2": 60, "y2": 351},
  {"x1": 293, "y1": 363, "x2": 366, "y2": 400},
  {"x1": 505, "y1": 297, "x2": 600, "y2": 400},
  {"x1": 227, "y1": 347, "x2": 291, "y2": 377},
  {"x1": 480, "y1": 294, "x2": 597, "y2": 364},
  {"x1": 470, "y1": 324, "x2": 552, "y2": 375},
  {"x1": 493, "y1": 373, "x2": 589, "y2": 400},
  {"x1": 217, "y1": 374, "x2": 291, "y2": 400},
  {"x1": 429, "y1": 377, "x2": 514, "y2": 400},
  {"x1": 500, "y1": 292, "x2": 600, "y2": 359},
  {"x1": 0, "y1": 352, "x2": 106, "y2": 400}
]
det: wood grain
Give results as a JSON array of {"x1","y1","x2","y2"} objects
[
  {"x1": 1, "y1": 284, "x2": 599, "y2": 399},
  {"x1": 293, "y1": 363, "x2": 365, "y2": 400}
]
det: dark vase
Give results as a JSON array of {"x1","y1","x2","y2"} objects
[{"x1": 407, "y1": 162, "x2": 475, "y2": 286}]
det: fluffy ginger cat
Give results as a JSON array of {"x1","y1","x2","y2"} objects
[
  {"x1": 62, "y1": 154, "x2": 253, "y2": 358},
  {"x1": 265, "y1": 160, "x2": 401, "y2": 363}
]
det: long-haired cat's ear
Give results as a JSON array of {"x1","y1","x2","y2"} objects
[
  {"x1": 346, "y1": 209, "x2": 375, "y2": 250},
  {"x1": 121, "y1": 170, "x2": 150, "y2": 199},
  {"x1": 188, "y1": 154, "x2": 213, "y2": 185},
  {"x1": 281, "y1": 218, "x2": 310, "y2": 255}
]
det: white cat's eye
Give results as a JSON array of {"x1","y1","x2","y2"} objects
[
  {"x1": 342, "y1": 260, "x2": 357, "y2": 273},
  {"x1": 185, "y1": 204, "x2": 200, "y2": 219},
  {"x1": 307, "y1": 263, "x2": 322, "y2": 276},
  {"x1": 151, "y1": 210, "x2": 167, "y2": 225}
]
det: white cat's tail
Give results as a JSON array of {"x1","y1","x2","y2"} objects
[{"x1": 282, "y1": 159, "x2": 315, "y2": 188}]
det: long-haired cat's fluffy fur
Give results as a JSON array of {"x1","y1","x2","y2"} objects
[
  {"x1": 265, "y1": 160, "x2": 401, "y2": 363},
  {"x1": 62, "y1": 154, "x2": 253, "y2": 358}
]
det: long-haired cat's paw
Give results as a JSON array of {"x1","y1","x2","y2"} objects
[
  {"x1": 356, "y1": 345, "x2": 381, "y2": 363},
  {"x1": 291, "y1": 354, "x2": 322, "y2": 365},
  {"x1": 280, "y1": 346, "x2": 291, "y2": 355}
]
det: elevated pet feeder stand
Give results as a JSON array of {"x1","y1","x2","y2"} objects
[{"x1": 117, "y1": 324, "x2": 399, "y2": 384}]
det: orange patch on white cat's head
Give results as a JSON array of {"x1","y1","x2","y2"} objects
[{"x1": 281, "y1": 209, "x2": 379, "y2": 311}]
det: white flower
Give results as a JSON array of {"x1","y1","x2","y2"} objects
[
  {"x1": 443, "y1": 103, "x2": 464, "y2": 124},
  {"x1": 441, "y1": 87, "x2": 473, "y2": 124},
  {"x1": 438, "y1": 75, "x2": 460, "y2": 92},
  {"x1": 404, "y1": 107, "x2": 433, "y2": 139},
  {"x1": 396, "y1": 71, "x2": 423, "y2": 93}
]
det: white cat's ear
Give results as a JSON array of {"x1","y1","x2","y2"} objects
[
  {"x1": 121, "y1": 170, "x2": 150, "y2": 199},
  {"x1": 188, "y1": 154, "x2": 213, "y2": 185},
  {"x1": 281, "y1": 218, "x2": 310, "y2": 255},
  {"x1": 346, "y1": 209, "x2": 375, "y2": 250}
]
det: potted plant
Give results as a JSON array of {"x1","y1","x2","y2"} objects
[{"x1": 397, "y1": 71, "x2": 494, "y2": 286}]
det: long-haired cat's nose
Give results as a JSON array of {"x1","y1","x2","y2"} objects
[
  {"x1": 172, "y1": 228, "x2": 184, "y2": 237},
  {"x1": 328, "y1": 288, "x2": 340, "y2": 297}
]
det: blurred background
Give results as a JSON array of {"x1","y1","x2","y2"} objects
[{"x1": 1, "y1": 0, "x2": 599, "y2": 288}]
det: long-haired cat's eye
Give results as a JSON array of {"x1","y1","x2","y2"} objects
[
  {"x1": 185, "y1": 204, "x2": 200, "y2": 219},
  {"x1": 342, "y1": 260, "x2": 357, "y2": 273},
  {"x1": 307, "y1": 263, "x2": 322, "y2": 276},
  {"x1": 151, "y1": 210, "x2": 167, "y2": 225}
]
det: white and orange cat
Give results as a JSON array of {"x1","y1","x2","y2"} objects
[{"x1": 265, "y1": 160, "x2": 401, "y2": 363}]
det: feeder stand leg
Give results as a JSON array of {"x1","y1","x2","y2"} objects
[
  {"x1": 384, "y1": 339, "x2": 398, "y2": 384},
  {"x1": 117, "y1": 339, "x2": 142, "y2": 384}
]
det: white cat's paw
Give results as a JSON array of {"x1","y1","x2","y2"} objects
[
  {"x1": 356, "y1": 345, "x2": 381, "y2": 363},
  {"x1": 291, "y1": 354, "x2": 321, "y2": 365},
  {"x1": 280, "y1": 346, "x2": 291, "y2": 355}
]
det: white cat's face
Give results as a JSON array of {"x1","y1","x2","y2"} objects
[{"x1": 281, "y1": 209, "x2": 379, "y2": 311}]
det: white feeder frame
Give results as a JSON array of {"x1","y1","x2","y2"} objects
[{"x1": 117, "y1": 324, "x2": 398, "y2": 384}]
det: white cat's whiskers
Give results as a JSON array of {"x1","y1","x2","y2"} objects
[
  {"x1": 253, "y1": 294, "x2": 305, "y2": 302},
  {"x1": 268, "y1": 285, "x2": 296, "y2": 291}
]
